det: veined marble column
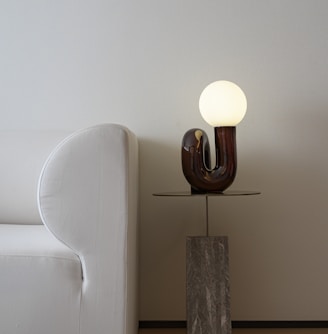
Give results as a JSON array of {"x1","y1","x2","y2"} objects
[{"x1": 186, "y1": 236, "x2": 231, "y2": 334}]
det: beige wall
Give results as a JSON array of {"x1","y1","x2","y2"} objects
[{"x1": 2, "y1": 0, "x2": 328, "y2": 322}]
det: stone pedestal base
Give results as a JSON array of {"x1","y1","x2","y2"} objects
[{"x1": 186, "y1": 236, "x2": 231, "y2": 334}]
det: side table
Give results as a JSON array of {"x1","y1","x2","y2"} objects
[{"x1": 153, "y1": 190, "x2": 260, "y2": 334}]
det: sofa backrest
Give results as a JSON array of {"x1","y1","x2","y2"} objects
[{"x1": 0, "y1": 130, "x2": 69, "y2": 224}]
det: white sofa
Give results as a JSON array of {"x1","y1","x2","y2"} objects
[{"x1": 0, "y1": 124, "x2": 138, "y2": 334}]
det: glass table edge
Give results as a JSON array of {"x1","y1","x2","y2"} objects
[{"x1": 153, "y1": 190, "x2": 261, "y2": 197}]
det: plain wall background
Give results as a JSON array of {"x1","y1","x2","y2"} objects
[{"x1": 2, "y1": 0, "x2": 328, "y2": 321}]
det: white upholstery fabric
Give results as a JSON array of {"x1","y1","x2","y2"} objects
[
  {"x1": 38, "y1": 124, "x2": 139, "y2": 334},
  {"x1": 0, "y1": 224, "x2": 82, "y2": 334},
  {"x1": 0, "y1": 124, "x2": 138, "y2": 334}
]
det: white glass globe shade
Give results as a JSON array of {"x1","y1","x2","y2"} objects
[{"x1": 199, "y1": 80, "x2": 247, "y2": 127}]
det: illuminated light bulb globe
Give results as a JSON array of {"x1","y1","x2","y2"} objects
[{"x1": 199, "y1": 80, "x2": 247, "y2": 127}]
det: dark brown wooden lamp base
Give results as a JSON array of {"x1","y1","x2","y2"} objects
[{"x1": 181, "y1": 126, "x2": 237, "y2": 194}]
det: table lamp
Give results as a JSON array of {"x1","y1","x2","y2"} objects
[{"x1": 181, "y1": 80, "x2": 247, "y2": 193}]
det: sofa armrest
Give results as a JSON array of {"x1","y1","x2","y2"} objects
[{"x1": 37, "y1": 123, "x2": 138, "y2": 334}]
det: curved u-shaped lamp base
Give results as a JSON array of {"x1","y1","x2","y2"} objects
[{"x1": 181, "y1": 127, "x2": 237, "y2": 194}]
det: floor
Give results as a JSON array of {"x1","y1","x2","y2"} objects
[{"x1": 139, "y1": 329, "x2": 328, "y2": 334}]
